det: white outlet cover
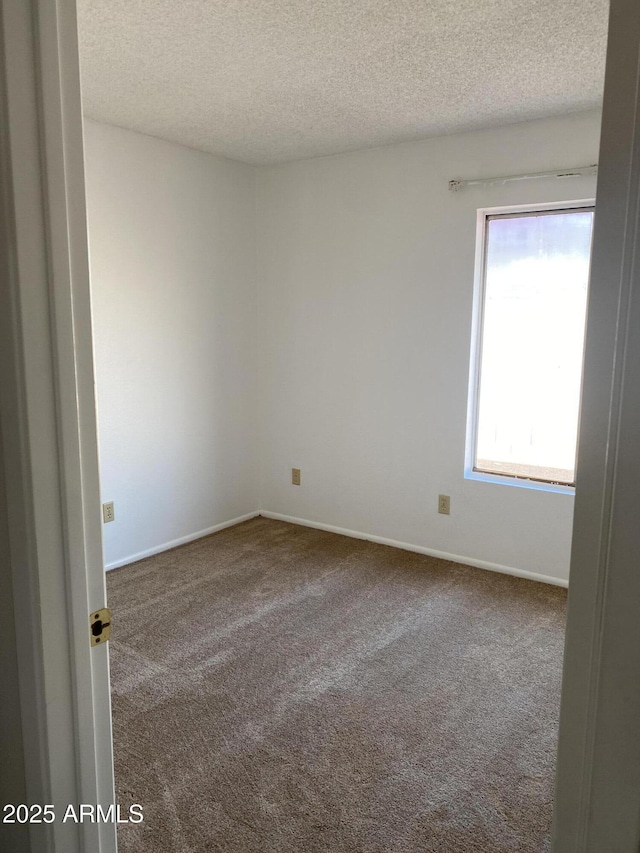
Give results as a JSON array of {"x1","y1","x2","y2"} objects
[{"x1": 102, "y1": 502, "x2": 115, "y2": 523}]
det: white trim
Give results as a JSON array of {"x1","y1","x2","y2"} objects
[
  {"x1": 0, "y1": 1, "x2": 116, "y2": 850},
  {"x1": 473, "y1": 198, "x2": 598, "y2": 217},
  {"x1": 105, "y1": 512, "x2": 260, "y2": 570},
  {"x1": 36, "y1": 3, "x2": 117, "y2": 850},
  {"x1": 553, "y1": 2, "x2": 640, "y2": 849},
  {"x1": 260, "y1": 511, "x2": 568, "y2": 588},
  {"x1": 464, "y1": 198, "x2": 596, "y2": 494},
  {"x1": 466, "y1": 469, "x2": 575, "y2": 495}
]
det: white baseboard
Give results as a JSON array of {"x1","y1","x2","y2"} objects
[
  {"x1": 259, "y1": 511, "x2": 569, "y2": 588},
  {"x1": 104, "y1": 511, "x2": 260, "y2": 570}
]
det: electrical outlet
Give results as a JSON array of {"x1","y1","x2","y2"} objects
[
  {"x1": 292, "y1": 468, "x2": 301, "y2": 486},
  {"x1": 438, "y1": 494, "x2": 450, "y2": 515},
  {"x1": 102, "y1": 501, "x2": 115, "y2": 523}
]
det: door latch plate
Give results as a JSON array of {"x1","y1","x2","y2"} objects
[{"x1": 90, "y1": 608, "x2": 112, "y2": 646}]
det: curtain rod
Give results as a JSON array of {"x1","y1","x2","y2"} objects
[{"x1": 448, "y1": 164, "x2": 598, "y2": 192}]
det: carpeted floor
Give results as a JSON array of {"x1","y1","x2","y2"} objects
[{"x1": 107, "y1": 516, "x2": 566, "y2": 852}]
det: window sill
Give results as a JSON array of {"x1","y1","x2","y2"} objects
[{"x1": 464, "y1": 468, "x2": 575, "y2": 495}]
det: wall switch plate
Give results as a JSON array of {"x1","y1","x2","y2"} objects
[
  {"x1": 102, "y1": 501, "x2": 115, "y2": 523},
  {"x1": 438, "y1": 494, "x2": 450, "y2": 515},
  {"x1": 292, "y1": 468, "x2": 301, "y2": 486}
]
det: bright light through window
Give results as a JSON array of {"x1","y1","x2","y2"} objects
[{"x1": 472, "y1": 206, "x2": 594, "y2": 487}]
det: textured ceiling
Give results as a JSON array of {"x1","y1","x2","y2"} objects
[{"x1": 77, "y1": 0, "x2": 608, "y2": 166}]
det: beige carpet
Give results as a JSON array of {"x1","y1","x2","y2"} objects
[{"x1": 107, "y1": 516, "x2": 566, "y2": 852}]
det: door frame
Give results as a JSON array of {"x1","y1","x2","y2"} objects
[
  {"x1": 553, "y1": 1, "x2": 640, "y2": 849},
  {"x1": 0, "y1": 1, "x2": 115, "y2": 852},
  {"x1": 2, "y1": 0, "x2": 640, "y2": 852}
]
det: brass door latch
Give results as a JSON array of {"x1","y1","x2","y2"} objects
[{"x1": 90, "y1": 608, "x2": 112, "y2": 646}]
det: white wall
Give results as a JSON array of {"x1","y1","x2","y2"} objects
[
  {"x1": 84, "y1": 120, "x2": 259, "y2": 568},
  {"x1": 256, "y1": 110, "x2": 602, "y2": 584},
  {"x1": 86, "y1": 112, "x2": 601, "y2": 583}
]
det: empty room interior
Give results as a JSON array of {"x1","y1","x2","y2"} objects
[{"x1": 77, "y1": 1, "x2": 608, "y2": 850}]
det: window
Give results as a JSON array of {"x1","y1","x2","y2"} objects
[{"x1": 467, "y1": 204, "x2": 594, "y2": 488}]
